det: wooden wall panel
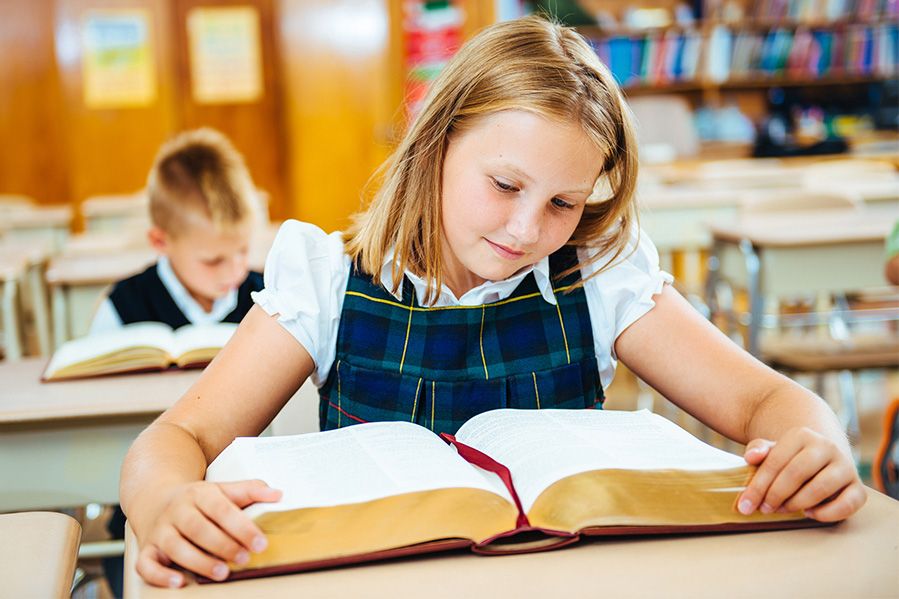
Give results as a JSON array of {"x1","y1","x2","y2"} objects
[
  {"x1": 277, "y1": 0, "x2": 397, "y2": 233},
  {"x1": 170, "y1": 0, "x2": 289, "y2": 220},
  {"x1": 0, "y1": 0, "x2": 70, "y2": 205},
  {"x1": 54, "y1": 0, "x2": 179, "y2": 222}
]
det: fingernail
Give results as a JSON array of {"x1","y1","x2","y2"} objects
[
  {"x1": 760, "y1": 502, "x2": 773, "y2": 514},
  {"x1": 738, "y1": 499, "x2": 754, "y2": 515},
  {"x1": 251, "y1": 535, "x2": 268, "y2": 553},
  {"x1": 234, "y1": 550, "x2": 249, "y2": 565},
  {"x1": 212, "y1": 564, "x2": 229, "y2": 580},
  {"x1": 169, "y1": 575, "x2": 182, "y2": 588}
]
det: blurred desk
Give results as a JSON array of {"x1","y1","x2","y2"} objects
[
  {"x1": 124, "y1": 489, "x2": 899, "y2": 599},
  {"x1": 0, "y1": 250, "x2": 28, "y2": 360},
  {"x1": 0, "y1": 358, "x2": 200, "y2": 511},
  {"x1": 706, "y1": 211, "x2": 893, "y2": 356}
]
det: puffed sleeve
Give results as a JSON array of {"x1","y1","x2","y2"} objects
[
  {"x1": 578, "y1": 226, "x2": 674, "y2": 388},
  {"x1": 251, "y1": 220, "x2": 350, "y2": 385}
]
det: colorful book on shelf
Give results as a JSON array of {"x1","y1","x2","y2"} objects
[
  {"x1": 42, "y1": 321, "x2": 236, "y2": 381},
  {"x1": 203, "y1": 408, "x2": 827, "y2": 582}
]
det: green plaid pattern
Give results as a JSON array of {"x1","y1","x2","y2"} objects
[{"x1": 318, "y1": 247, "x2": 603, "y2": 435}]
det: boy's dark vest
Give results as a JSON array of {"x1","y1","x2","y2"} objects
[
  {"x1": 107, "y1": 264, "x2": 263, "y2": 328},
  {"x1": 318, "y1": 247, "x2": 603, "y2": 436}
]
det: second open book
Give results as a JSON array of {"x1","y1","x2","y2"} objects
[{"x1": 206, "y1": 408, "x2": 823, "y2": 581}]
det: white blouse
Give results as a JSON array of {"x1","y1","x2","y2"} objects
[{"x1": 252, "y1": 220, "x2": 673, "y2": 389}]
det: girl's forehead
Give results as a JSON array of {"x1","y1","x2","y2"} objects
[{"x1": 449, "y1": 110, "x2": 604, "y2": 189}]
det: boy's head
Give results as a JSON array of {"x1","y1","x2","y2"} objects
[{"x1": 146, "y1": 128, "x2": 257, "y2": 306}]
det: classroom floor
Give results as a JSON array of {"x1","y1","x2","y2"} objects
[{"x1": 70, "y1": 367, "x2": 898, "y2": 599}]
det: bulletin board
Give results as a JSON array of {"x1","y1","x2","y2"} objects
[
  {"x1": 82, "y1": 10, "x2": 157, "y2": 109},
  {"x1": 187, "y1": 6, "x2": 264, "y2": 104}
]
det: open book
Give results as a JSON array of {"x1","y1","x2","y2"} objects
[
  {"x1": 42, "y1": 322, "x2": 237, "y2": 381},
  {"x1": 206, "y1": 409, "x2": 824, "y2": 581}
]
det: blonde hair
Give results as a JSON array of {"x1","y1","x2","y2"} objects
[
  {"x1": 345, "y1": 15, "x2": 639, "y2": 304},
  {"x1": 147, "y1": 128, "x2": 257, "y2": 236}
]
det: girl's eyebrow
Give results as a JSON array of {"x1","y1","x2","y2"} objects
[{"x1": 494, "y1": 161, "x2": 593, "y2": 196}]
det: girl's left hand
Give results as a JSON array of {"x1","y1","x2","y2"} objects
[{"x1": 737, "y1": 427, "x2": 867, "y2": 522}]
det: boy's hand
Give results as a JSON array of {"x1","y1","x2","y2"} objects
[
  {"x1": 135, "y1": 479, "x2": 282, "y2": 588},
  {"x1": 737, "y1": 427, "x2": 866, "y2": 522}
]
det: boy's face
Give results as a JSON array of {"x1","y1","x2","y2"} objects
[
  {"x1": 440, "y1": 109, "x2": 602, "y2": 296},
  {"x1": 148, "y1": 212, "x2": 251, "y2": 308}
]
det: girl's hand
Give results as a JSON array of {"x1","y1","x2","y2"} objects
[
  {"x1": 737, "y1": 427, "x2": 866, "y2": 522},
  {"x1": 135, "y1": 479, "x2": 282, "y2": 588}
]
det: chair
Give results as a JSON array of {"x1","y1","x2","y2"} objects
[
  {"x1": 81, "y1": 192, "x2": 149, "y2": 233},
  {"x1": 710, "y1": 189, "x2": 897, "y2": 460},
  {"x1": 0, "y1": 511, "x2": 82, "y2": 598}
]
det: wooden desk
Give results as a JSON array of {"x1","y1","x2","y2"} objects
[
  {"x1": 0, "y1": 358, "x2": 200, "y2": 511},
  {"x1": 706, "y1": 210, "x2": 895, "y2": 356},
  {"x1": 123, "y1": 489, "x2": 899, "y2": 599}
]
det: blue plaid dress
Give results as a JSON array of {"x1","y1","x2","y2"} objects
[{"x1": 318, "y1": 247, "x2": 603, "y2": 435}]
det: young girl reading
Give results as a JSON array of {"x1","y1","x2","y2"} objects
[{"x1": 121, "y1": 16, "x2": 865, "y2": 588}]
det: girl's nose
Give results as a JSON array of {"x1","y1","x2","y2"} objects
[{"x1": 507, "y1": 205, "x2": 541, "y2": 246}]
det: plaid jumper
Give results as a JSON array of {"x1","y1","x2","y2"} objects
[{"x1": 318, "y1": 247, "x2": 603, "y2": 435}]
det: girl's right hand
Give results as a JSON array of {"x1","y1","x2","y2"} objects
[{"x1": 135, "y1": 479, "x2": 282, "y2": 588}]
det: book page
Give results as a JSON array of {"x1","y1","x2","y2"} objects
[
  {"x1": 455, "y1": 409, "x2": 745, "y2": 513},
  {"x1": 171, "y1": 322, "x2": 238, "y2": 357},
  {"x1": 207, "y1": 422, "x2": 513, "y2": 519},
  {"x1": 44, "y1": 321, "x2": 175, "y2": 376}
]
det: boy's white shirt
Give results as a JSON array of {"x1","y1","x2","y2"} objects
[
  {"x1": 88, "y1": 255, "x2": 239, "y2": 335},
  {"x1": 252, "y1": 220, "x2": 674, "y2": 389}
]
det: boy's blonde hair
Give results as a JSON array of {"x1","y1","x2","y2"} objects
[
  {"x1": 147, "y1": 128, "x2": 257, "y2": 236},
  {"x1": 345, "y1": 15, "x2": 639, "y2": 304}
]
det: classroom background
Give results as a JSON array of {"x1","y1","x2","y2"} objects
[{"x1": 1, "y1": 0, "x2": 897, "y2": 597}]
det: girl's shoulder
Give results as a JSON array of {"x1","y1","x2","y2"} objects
[
  {"x1": 263, "y1": 220, "x2": 352, "y2": 287},
  {"x1": 576, "y1": 225, "x2": 665, "y2": 281}
]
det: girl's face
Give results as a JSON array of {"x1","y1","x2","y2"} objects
[{"x1": 440, "y1": 109, "x2": 603, "y2": 297}]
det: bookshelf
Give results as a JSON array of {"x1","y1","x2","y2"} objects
[{"x1": 567, "y1": 0, "x2": 898, "y2": 132}]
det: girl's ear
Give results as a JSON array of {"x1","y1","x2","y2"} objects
[{"x1": 147, "y1": 226, "x2": 169, "y2": 253}]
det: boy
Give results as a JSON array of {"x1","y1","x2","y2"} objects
[
  {"x1": 89, "y1": 127, "x2": 262, "y2": 335},
  {"x1": 91, "y1": 128, "x2": 263, "y2": 597}
]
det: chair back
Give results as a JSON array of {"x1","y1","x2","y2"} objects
[{"x1": 0, "y1": 511, "x2": 82, "y2": 598}]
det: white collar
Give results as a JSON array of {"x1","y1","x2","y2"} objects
[
  {"x1": 156, "y1": 255, "x2": 238, "y2": 324},
  {"x1": 377, "y1": 248, "x2": 557, "y2": 307}
]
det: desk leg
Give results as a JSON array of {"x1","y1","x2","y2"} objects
[
  {"x1": 738, "y1": 239, "x2": 763, "y2": 357},
  {"x1": 27, "y1": 264, "x2": 51, "y2": 355},
  {"x1": 2, "y1": 279, "x2": 23, "y2": 361},
  {"x1": 51, "y1": 285, "x2": 69, "y2": 350}
]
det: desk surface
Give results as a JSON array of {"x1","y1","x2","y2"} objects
[
  {"x1": 709, "y1": 211, "x2": 892, "y2": 247},
  {"x1": 124, "y1": 489, "x2": 899, "y2": 599},
  {"x1": 0, "y1": 357, "x2": 200, "y2": 424}
]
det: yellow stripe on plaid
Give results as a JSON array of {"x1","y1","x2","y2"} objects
[
  {"x1": 398, "y1": 292, "x2": 415, "y2": 373},
  {"x1": 430, "y1": 381, "x2": 435, "y2": 431},
  {"x1": 479, "y1": 305, "x2": 489, "y2": 380},
  {"x1": 555, "y1": 302, "x2": 571, "y2": 364},
  {"x1": 411, "y1": 377, "x2": 422, "y2": 422},
  {"x1": 336, "y1": 359, "x2": 342, "y2": 428},
  {"x1": 532, "y1": 372, "x2": 541, "y2": 409},
  {"x1": 344, "y1": 285, "x2": 572, "y2": 312}
]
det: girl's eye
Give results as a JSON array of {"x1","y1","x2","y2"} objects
[
  {"x1": 491, "y1": 178, "x2": 519, "y2": 193},
  {"x1": 551, "y1": 197, "x2": 575, "y2": 210}
]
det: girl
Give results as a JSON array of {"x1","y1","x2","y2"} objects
[{"x1": 122, "y1": 16, "x2": 865, "y2": 588}]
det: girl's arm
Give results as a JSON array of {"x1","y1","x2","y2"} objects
[
  {"x1": 615, "y1": 285, "x2": 866, "y2": 522},
  {"x1": 121, "y1": 305, "x2": 314, "y2": 587}
]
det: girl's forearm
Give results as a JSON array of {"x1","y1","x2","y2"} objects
[
  {"x1": 744, "y1": 376, "x2": 850, "y2": 454},
  {"x1": 120, "y1": 421, "x2": 209, "y2": 540}
]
